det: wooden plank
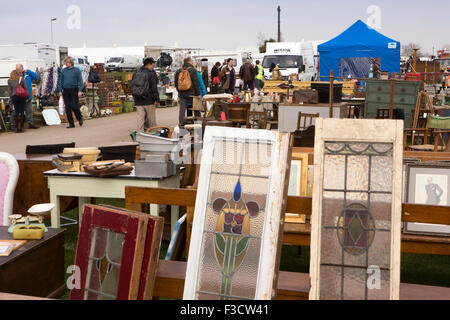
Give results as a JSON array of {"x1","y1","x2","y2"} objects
[
  {"x1": 126, "y1": 187, "x2": 450, "y2": 256},
  {"x1": 153, "y1": 260, "x2": 450, "y2": 300},
  {"x1": 125, "y1": 187, "x2": 197, "y2": 208},
  {"x1": 403, "y1": 203, "x2": 450, "y2": 225}
]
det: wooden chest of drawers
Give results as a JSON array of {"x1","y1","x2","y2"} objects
[{"x1": 364, "y1": 79, "x2": 422, "y2": 127}]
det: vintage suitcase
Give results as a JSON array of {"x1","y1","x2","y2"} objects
[{"x1": 292, "y1": 90, "x2": 319, "y2": 104}]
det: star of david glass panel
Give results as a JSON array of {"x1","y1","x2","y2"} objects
[{"x1": 320, "y1": 142, "x2": 393, "y2": 300}]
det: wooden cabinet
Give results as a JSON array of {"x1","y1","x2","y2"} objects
[
  {"x1": 0, "y1": 227, "x2": 65, "y2": 298},
  {"x1": 364, "y1": 79, "x2": 422, "y2": 127}
]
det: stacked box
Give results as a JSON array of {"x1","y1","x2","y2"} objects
[{"x1": 134, "y1": 132, "x2": 188, "y2": 178}]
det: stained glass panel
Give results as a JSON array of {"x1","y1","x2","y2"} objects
[
  {"x1": 195, "y1": 138, "x2": 272, "y2": 300},
  {"x1": 84, "y1": 227, "x2": 124, "y2": 300},
  {"x1": 320, "y1": 142, "x2": 393, "y2": 300}
]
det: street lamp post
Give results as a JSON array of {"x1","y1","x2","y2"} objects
[{"x1": 50, "y1": 18, "x2": 57, "y2": 44}]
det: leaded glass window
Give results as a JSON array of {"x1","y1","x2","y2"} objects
[
  {"x1": 310, "y1": 119, "x2": 403, "y2": 301},
  {"x1": 84, "y1": 228, "x2": 124, "y2": 300},
  {"x1": 320, "y1": 142, "x2": 393, "y2": 300},
  {"x1": 184, "y1": 127, "x2": 291, "y2": 300}
]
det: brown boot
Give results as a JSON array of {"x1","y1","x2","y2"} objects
[
  {"x1": 14, "y1": 116, "x2": 19, "y2": 133},
  {"x1": 19, "y1": 115, "x2": 25, "y2": 133}
]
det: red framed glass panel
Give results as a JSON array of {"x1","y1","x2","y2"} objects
[{"x1": 70, "y1": 204, "x2": 147, "y2": 300}]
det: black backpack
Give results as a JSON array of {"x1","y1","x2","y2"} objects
[
  {"x1": 131, "y1": 69, "x2": 150, "y2": 99},
  {"x1": 88, "y1": 69, "x2": 101, "y2": 83}
]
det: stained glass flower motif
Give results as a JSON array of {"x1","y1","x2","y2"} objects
[{"x1": 211, "y1": 179, "x2": 260, "y2": 299}]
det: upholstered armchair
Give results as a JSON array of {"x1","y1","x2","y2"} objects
[{"x1": 0, "y1": 152, "x2": 19, "y2": 226}]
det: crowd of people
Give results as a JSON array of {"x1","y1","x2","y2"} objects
[
  {"x1": 7, "y1": 55, "x2": 266, "y2": 134},
  {"x1": 6, "y1": 57, "x2": 84, "y2": 133},
  {"x1": 131, "y1": 55, "x2": 266, "y2": 129}
]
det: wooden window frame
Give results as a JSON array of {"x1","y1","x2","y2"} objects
[
  {"x1": 183, "y1": 127, "x2": 292, "y2": 300},
  {"x1": 70, "y1": 204, "x2": 163, "y2": 300},
  {"x1": 309, "y1": 119, "x2": 404, "y2": 300}
]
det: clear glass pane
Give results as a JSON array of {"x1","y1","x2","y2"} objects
[
  {"x1": 371, "y1": 156, "x2": 393, "y2": 192},
  {"x1": 347, "y1": 156, "x2": 369, "y2": 191},
  {"x1": 323, "y1": 155, "x2": 345, "y2": 190}
]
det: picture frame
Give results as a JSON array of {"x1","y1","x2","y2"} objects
[
  {"x1": 0, "y1": 240, "x2": 26, "y2": 257},
  {"x1": 0, "y1": 243, "x2": 14, "y2": 257},
  {"x1": 405, "y1": 162, "x2": 450, "y2": 236},
  {"x1": 165, "y1": 214, "x2": 187, "y2": 261},
  {"x1": 285, "y1": 152, "x2": 309, "y2": 224}
]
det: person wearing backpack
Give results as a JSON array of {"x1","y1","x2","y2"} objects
[
  {"x1": 131, "y1": 57, "x2": 160, "y2": 131},
  {"x1": 174, "y1": 57, "x2": 200, "y2": 126}
]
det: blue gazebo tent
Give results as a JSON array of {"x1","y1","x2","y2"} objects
[{"x1": 318, "y1": 20, "x2": 400, "y2": 79}]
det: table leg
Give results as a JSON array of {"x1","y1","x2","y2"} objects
[
  {"x1": 149, "y1": 204, "x2": 158, "y2": 217},
  {"x1": 50, "y1": 192, "x2": 61, "y2": 228},
  {"x1": 78, "y1": 197, "x2": 90, "y2": 223}
]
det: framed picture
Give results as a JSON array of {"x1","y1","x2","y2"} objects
[
  {"x1": 183, "y1": 127, "x2": 291, "y2": 300},
  {"x1": 0, "y1": 240, "x2": 26, "y2": 257},
  {"x1": 165, "y1": 214, "x2": 187, "y2": 261},
  {"x1": 405, "y1": 162, "x2": 450, "y2": 236},
  {"x1": 286, "y1": 152, "x2": 308, "y2": 224}
]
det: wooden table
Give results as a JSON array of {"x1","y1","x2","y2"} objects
[
  {"x1": 44, "y1": 169, "x2": 180, "y2": 231},
  {"x1": 0, "y1": 227, "x2": 65, "y2": 298}
]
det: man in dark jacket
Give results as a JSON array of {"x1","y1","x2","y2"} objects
[
  {"x1": 175, "y1": 57, "x2": 200, "y2": 126},
  {"x1": 133, "y1": 57, "x2": 160, "y2": 131},
  {"x1": 239, "y1": 58, "x2": 255, "y2": 91}
]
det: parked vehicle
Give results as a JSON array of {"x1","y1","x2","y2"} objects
[
  {"x1": 262, "y1": 42, "x2": 318, "y2": 81},
  {"x1": 106, "y1": 55, "x2": 142, "y2": 72},
  {"x1": 71, "y1": 55, "x2": 90, "y2": 67},
  {"x1": 0, "y1": 43, "x2": 68, "y2": 67}
]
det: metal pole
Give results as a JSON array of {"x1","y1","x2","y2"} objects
[
  {"x1": 51, "y1": 18, "x2": 57, "y2": 45},
  {"x1": 329, "y1": 70, "x2": 334, "y2": 118},
  {"x1": 277, "y1": 6, "x2": 281, "y2": 42}
]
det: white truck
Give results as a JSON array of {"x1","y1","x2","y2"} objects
[
  {"x1": 105, "y1": 55, "x2": 142, "y2": 72},
  {"x1": 0, "y1": 43, "x2": 68, "y2": 67},
  {"x1": 262, "y1": 42, "x2": 318, "y2": 81}
]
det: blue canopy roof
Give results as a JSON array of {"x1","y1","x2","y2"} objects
[{"x1": 318, "y1": 20, "x2": 400, "y2": 79}]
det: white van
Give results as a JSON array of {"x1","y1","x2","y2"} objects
[
  {"x1": 106, "y1": 55, "x2": 142, "y2": 72},
  {"x1": 262, "y1": 42, "x2": 317, "y2": 81}
]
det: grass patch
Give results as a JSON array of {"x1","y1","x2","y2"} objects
[{"x1": 56, "y1": 200, "x2": 450, "y2": 299}]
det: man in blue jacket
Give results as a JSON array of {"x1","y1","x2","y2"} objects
[
  {"x1": 57, "y1": 57, "x2": 84, "y2": 128},
  {"x1": 16, "y1": 64, "x2": 39, "y2": 129}
]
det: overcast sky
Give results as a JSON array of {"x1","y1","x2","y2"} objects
[{"x1": 0, "y1": 0, "x2": 448, "y2": 53}]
